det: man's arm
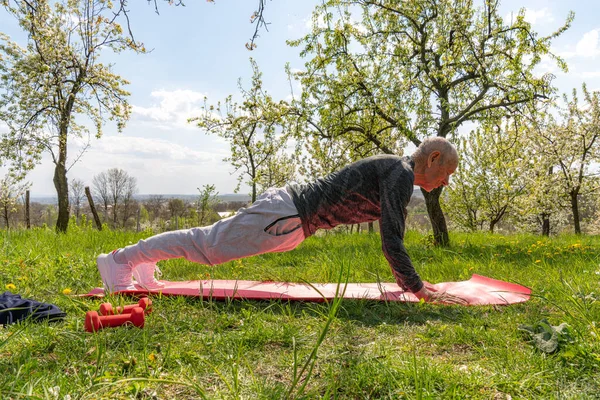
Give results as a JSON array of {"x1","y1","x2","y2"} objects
[
  {"x1": 379, "y1": 163, "x2": 466, "y2": 304},
  {"x1": 378, "y1": 165, "x2": 424, "y2": 293}
]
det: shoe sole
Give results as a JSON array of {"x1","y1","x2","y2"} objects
[
  {"x1": 136, "y1": 282, "x2": 166, "y2": 290},
  {"x1": 132, "y1": 268, "x2": 166, "y2": 290},
  {"x1": 132, "y1": 275, "x2": 166, "y2": 290}
]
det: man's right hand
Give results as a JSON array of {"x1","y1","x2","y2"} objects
[{"x1": 414, "y1": 285, "x2": 467, "y2": 305}]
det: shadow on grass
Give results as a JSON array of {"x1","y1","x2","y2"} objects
[{"x1": 158, "y1": 294, "x2": 518, "y2": 328}]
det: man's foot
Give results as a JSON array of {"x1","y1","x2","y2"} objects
[
  {"x1": 133, "y1": 263, "x2": 165, "y2": 289},
  {"x1": 97, "y1": 252, "x2": 136, "y2": 293}
]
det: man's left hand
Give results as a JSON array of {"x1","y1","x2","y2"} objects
[{"x1": 414, "y1": 286, "x2": 467, "y2": 305}]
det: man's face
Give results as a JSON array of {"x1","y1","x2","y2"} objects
[{"x1": 421, "y1": 153, "x2": 457, "y2": 192}]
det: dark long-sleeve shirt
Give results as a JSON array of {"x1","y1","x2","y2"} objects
[{"x1": 287, "y1": 155, "x2": 423, "y2": 293}]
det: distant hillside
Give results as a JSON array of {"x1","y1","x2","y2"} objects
[
  {"x1": 30, "y1": 193, "x2": 252, "y2": 205},
  {"x1": 134, "y1": 193, "x2": 252, "y2": 203},
  {"x1": 412, "y1": 188, "x2": 424, "y2": 199},
  {"x1": 31, "y1": 189, "x2": 422, "y2": 205}
]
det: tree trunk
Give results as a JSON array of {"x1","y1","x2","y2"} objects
[
  {"x1": 136, "y1": 207, "x2": 141, "y2": 232},
  {"x1": 54, "y1": 118, "x2": 71, "y2": 233},
  {"x1": 570, "y1": 190, "x2": 581, "y2": 234},
  {"x1": 54, "y1": 161, "x2": 70, "y2": 233},
  {"x1": 541, "y1": 166, "x2": 553, "y2": 237},
  {"x1": 3, "y1": 204, "x2": 9, "y2": 229},
  {"x1": 368, "y1": 221, "x2": 374, "y2": 233},
  {"x1": 250, "y1": 154, "x2": 257, "y2": 203},
  {"x1": 421, "y1": 186, "x2": 449, "y2": 246},
  {"x1": 468, "y1": 210, "x2": 477, "y2": 231},
  {"x1": 541, "y1": 213, "x2": 550, "y2": 236},
  {"x1": 85, "y1": 186, "x2": 103, "y2": 231},
  {"x1": 25, "y1": 190, "x2": 30, "y2": 229},
  {"x1": 489, "y1": 207, "x2": 506, "y2": 234},
  {"x1": 113, "y1": 201, "x2": 118, "y2": 228}
]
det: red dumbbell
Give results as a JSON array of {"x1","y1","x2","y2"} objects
[
  {"x1": 99, "y1": 297, "x2": 152, "y2": 316},
  {"x1": 85, "y1": 306, "x2": 145, "y2": 332}
]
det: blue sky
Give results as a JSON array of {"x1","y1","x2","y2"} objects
[{"x1": 1, "y1": 0, "x2": 599, "y2": 196}]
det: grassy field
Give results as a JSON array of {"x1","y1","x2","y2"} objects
[{"x1": 1, "y1": 225, "x2": 599, "y2": 399}]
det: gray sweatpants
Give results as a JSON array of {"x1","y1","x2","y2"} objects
[{"x1": 120, "y1": 187, "x2": 305, "y2": 266}]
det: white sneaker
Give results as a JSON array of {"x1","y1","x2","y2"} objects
[
  {"x1": 133, "y1": 263, "x2": 165, "y2": 289},
  {"x1": 97, "y1": 252, "x2": 136, "y2": 293}
]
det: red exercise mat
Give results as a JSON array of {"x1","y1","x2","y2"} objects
[{"x1": 84, "y1": 274, "x2": 531, "y2": 305}]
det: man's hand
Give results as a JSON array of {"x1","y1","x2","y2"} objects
[{"x1": 414, "y1": 286, "x2": 467, "y2": 305}]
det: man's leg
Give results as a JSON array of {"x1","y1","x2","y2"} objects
[
  {"x1": 119, "y1": 187, "x2": 303, "y2": 265},
  {"x1": 98, "y1": 187, "x2": 304, "y2": 291}
]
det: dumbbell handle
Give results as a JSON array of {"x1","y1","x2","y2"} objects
[
  {"x1": 85, "y1": 306, "x2": 145, "y2": 332},
  {"x1": 99, "y1": 297, "x2": 152, "y2": 316}
]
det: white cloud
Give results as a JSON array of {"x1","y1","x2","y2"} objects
[
  {"x1": 558, "y1": 29, "x2": 600, "y2": 59},
  {"x1": 504, "y1": 7, "x2": 554, "y2": 27},
  {"x1": 25, "y1": 145, "x2": 239, "y2": 196},
  {"x1": 92, "y1": 135, "x2": 218, "y2": 164},
  {"x1": 301, "y1": 12, "x2": 364, "y2": 34},
  {"x1": 304, "y1": 14, "x2": 327, "y2": 30},
  {"x1": 81, "y1": 143, "x2": 236, "y2": 195},
  {"x1": 5, "y1": 98, "x2": 242, "y2": 195},
  {"x1": 529, "y1": 52, "x2": 566, "y2": 77},
  {"x1": 536, "y1": 54, "x2": 561, "y2": 75},
  {"x1": 581, "y1": 71, "x2": 600, "y2": 79},
  {"x1": 64, "y1": 13, "x2": 81, "y2": 26},
  {"x1": 575, "y1": 30, "x2": 600, "y2": 58},
  {"x1": 285, "y1": 13, "x2": 313, "y2": 34},
  {"x1": 132, "y1": 89, "x2": 207, "y2": 130},
  {"x1": 524, "y1": 7, "x2": 554, "y2": 25},
  {"x1": 31, "y1": 135, "x2": 237, "y2": 195},
  {"x1": 304, "y1": 16, "x2": 313, "y2": 31}
]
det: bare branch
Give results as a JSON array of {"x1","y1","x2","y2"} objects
[{"x1": 246, "y1": 0, "x2": 270, "y2": 51}]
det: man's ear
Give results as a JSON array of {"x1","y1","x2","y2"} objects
[{"x1": 427, "y1": 151, "x2": 441, "y2": 167}]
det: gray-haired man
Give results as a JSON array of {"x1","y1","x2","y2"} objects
[{"x1": 97, "y1": 137, "x2": 465, "y2": 304}]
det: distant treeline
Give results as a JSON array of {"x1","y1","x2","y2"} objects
[
  {"x1": 2, "y1": 190, "x2": 430, "y2": 234},
  {"x1": 0, "y1": 194, "x2": 250, "y2": 232}
]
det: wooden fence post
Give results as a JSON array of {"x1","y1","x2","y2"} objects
[
  {"x1": 136, "y1": 207, "x2": 141, "y2": 232},
  {"x1": 85, "y1": 186, "x2": 103, "y2": 231},
  {"x1": 25, "y1": 190, "x2": 31, "y2": 229}
]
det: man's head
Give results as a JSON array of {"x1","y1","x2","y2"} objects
[{"x1": 411, "y1": 137, "x2": 458, "y2": 192}]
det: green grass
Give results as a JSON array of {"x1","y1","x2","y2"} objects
[{"x1": 1, "y1": 225, "x2": 599, "y2": 399}]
